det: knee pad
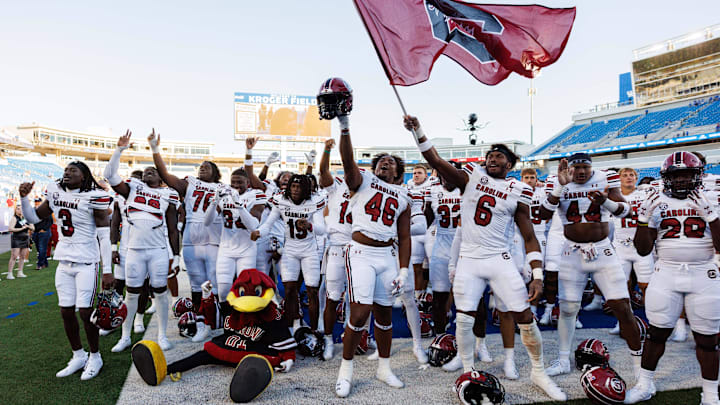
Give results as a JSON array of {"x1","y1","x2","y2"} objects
[
  {"x1": 374, "y1": 320, "x2": 392, "y2": 331},
  {"x1": 347, "y1": 322, "x2": 366, "y2": 332},
  {"x1": 151, "y1": 286, "x2": 167, "y2": 294},
  {"x1": 647, "y1": 325, "x2": 673, "y2": 344},
  {"x1": 127, "y1": 286, "x2": 144, "y2": 294},
  {"x1": 559, "y1": 300, "x2": 581, "y2": 318},
  {"x1": 456, "y1": 312, "x2": 475, "y2": 326}
]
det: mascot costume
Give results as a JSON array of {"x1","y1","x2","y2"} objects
[{"x1": 131, "y1": 269, "x2": 297, "y2": 403}]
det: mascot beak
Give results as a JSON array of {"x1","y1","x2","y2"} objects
[{"x1": 226, "y1": 288, "x2": 275, "y2": 313}]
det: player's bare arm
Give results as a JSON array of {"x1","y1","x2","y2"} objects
[
  {"x1": 397, "y1": 207, "x2": 411, "y2": 270},
  {"x1": 403, "y1": 115, "x2": 468, "y2": 191},
  {"x1": 149, "y1": 128, "x2": 188, "y2": 196},
  {"x1": 588, "y1": 186, "x2": 632, "y2": 217},
  {"x1": 338, "y1": 118, "x2": 362, "y2": 191},
  {"x1": 515, "y1": 203, "x2": 543, "y2": 302},
  {"x1": 93, "y1": 208, "x2": 114, "y2": 289},
  {"x1": 318, "y1": 138, "x2": 335, "y2": 188},
  {"x1": 110, "y1": 201, "x2": 121, "y2": 264},
  {"x1": 244, "y1": 136, "x2": 267, "y2": 191}
]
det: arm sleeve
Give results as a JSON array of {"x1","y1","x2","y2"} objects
[
  {"x1": 204, "y1": 196, "x2": 220, "y2": 226},
  {"x1": 104, "y1": 147, "x2": 125, "y2": 186},
  {"x1": 310, "y1": 210, "x2": 326, "y2": 236},
  {"x1": 97, "y1": 227, "x2": 113, "y2": 274},
  {"x1": 237, "y1": 205, "x2": 259, "y2": 232},
  {"x1": 257, "y1": 207, "x2": 281, "y2": 238},
  {"x1": 21, "y1": 197, "x2": 41, "y2": 224}
]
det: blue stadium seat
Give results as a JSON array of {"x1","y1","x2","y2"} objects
[
  {"x1": 681, "y1": 99, "x2": 720, "y2": 128},
  {"x1": 618, "y1": 106, "x2": 694, "y2": 138},
  {"x1": 565, "y1": 116, "x2": 636, "y2": 145},
  {"x1": 532, "y1": 124, "x2": 585, "y2": 155}
]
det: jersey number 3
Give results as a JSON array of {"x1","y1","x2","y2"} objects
[
  {"x1": 57, "y1": 208, "x2": 75, "y2": 237},
  {"x1": 364, "y1": 192, "x2": 398, "y2": 226}
]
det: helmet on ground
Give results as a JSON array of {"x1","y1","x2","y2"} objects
[
  {"x1": 91, "y1": 289, "x2": 127, "y2": 330},
  {"x1": 172, "y1": 297, "x2": 194, "y2": 318},
  {"x1": 455, "y1": 370, "x2": 505, "y2": 405},
  {"x1": 581, "y1": 365, "x2": 626, "y2": 405},
  {"x1": 428, "y1": 333, "x2": 457, "y2": 367},
  {"x1": 575, "y1": 338, "x2": 610, "y2": 371}
]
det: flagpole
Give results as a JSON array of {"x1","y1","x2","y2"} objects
[{"x1": 391, "y1": 85, "x2": 409, "y2": 116}]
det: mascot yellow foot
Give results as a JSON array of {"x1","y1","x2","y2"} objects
[
  {"x1": 229, "y1": 354, "x2": 274, "y2": 403},
  {"x1": 131, "y1": 340, "x2": 167, "y2": 386}
]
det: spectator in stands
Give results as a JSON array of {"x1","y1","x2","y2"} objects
[
  {"x1": 32, "y1": 197, "x2": 53, "y2": 269},
  {"x1": 7, "y1": 204, "x2": 33, "y2": 279}
]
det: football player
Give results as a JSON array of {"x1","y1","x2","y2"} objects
[
  {"x1": 104, "y1": 131, "x2": 181, "y2": 352},
  {"x1": 609, "y1": 168, "x2": 654, "y2": 335},
  {"x1": 539, "y1": 153, "x2": 642, "y2": 378},
  {"x1": 318, "y1": 138, "x2": 353, "y2": 361},
  {"x1": 625, "y1": 151, "x2": 720, "y2": 404},
  {"x1": 408, "y1": 164, "x2": 432, "y2": 294},
  {"x1": 19, "y1": 161, "x2": 113, "y2": 380},
  {"x1": 251, "y1": 174, "x2": 326, "y2": 332},
  {"x1": 148, "y1": 129, "x2": 223, "y2": 342},
  {"x1": 326, "y1": 79, "x2": 412, "y2": 397},
  {"x1": 204, "y1": 169, "x2": 265, "y2": 305},
  {"x1": 405, "y1": 116, "x2": 566, "y2": 401}
]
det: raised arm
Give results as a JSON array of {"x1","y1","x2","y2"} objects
[
  {"x1": 148, "y1": 129, "x2": 187, "y2": 196},
  {"x1": 539, "y1": 159, "x2": 570, "y2": 220},
  {"x1": 319, "y1": 138, "x2": 335, "y2": 188},
  {"x1": 588, "y1": 185, "x2": 631, "y2": 218},
  {"x1": 244, "y1": 137, "x2": 267, "y2": 191},
  {"x1": 403, "y1": 116, "x2": 468, "y2": 192},
  {"x1": 304, "y1": 150, "x2": 316, "y2": 175},
  {"x1": 104, "y1": 130, "x2": 132, "y2": 198},
  {"x1": 337, "y1": 116, "x2": 362, "y2": 191},
  {"x1": 18, "y1": 182, "x2": 51, "y2": 223}
]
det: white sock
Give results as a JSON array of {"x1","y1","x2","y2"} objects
[
  {"x1": 476, "y1": 337, "x2": 485, "y2": 349},
  {"x1": 591, "y1": 294, "x2": 602, "y2": 304},
  {"x1": 134, "y1": 313, "x2": 144, "y2": 325},
  {"x1": 519, "y1": 321, "x2": 544, "y2": 373},
  {"x1": 455, "y1": 313, "x2": 476, "y2": 373},
  {"x1": 378, "y1": 356, "x2": 391, "y2": 373},
  {"x1": 545, "y1": 302, "x2": 554, "y2": 310},
  {"x1": 675, "y1": 318, "x2": 686, "y2": 331},
  {"x1": 702, "y1": 378, "x2": 719, "y2": 402},
  {"x1": 89, "y1": 351, "x2": 101, "y2": 360},
  {"x1": 293, "y1": 318, "x2": 301, "y2": 332},
  {"x1": 401, "y1": 291, "x2": 421, "y2": 346},
  {"x1": 504, "y1": 347, "x2": 514, "y2": 362},
  {"x1": 155, "y1": 290, "x2": 169, "y2": 339},
  {"x1": 338, "y1": 359, "x2": 353, "y2": 381},
  {"x1": 319, "y1": 279, "x2": 327, "y2": 331},
  {"x1": 122, "y1": 292, "x2": 139, "y2": 339},
  {"x1": 73, "y1": 348, "x2": 86, "y2": 358},
  {"x1": 638, "y1": 368, "x2": 655, "y2": 385},
  {"x1": 557, "y1": 301, "x2": 580, "y2": 355}
]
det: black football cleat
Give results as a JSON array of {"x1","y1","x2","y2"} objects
[{"x1": 229, "y1": 354, "x2": 274, "y2": 403}]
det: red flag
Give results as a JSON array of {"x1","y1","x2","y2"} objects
[{"x1": 354, "y1": 0, "x2": 576, "y2": 86}]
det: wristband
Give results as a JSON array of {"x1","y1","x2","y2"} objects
[
  {"x1": 551, "y1": 185, "x2": 564, "y2": 198},
  {"x1": 412, "y1": 126, "x2": 426, "y2": 144},
  {"x1": 150, "y1": 143, "x2": 160, "y2": 154},
  {"x1": 340, "y1": 129, "x2": 350, "y2": 136},
  {"x1": 541, "y1": 198, "x2": 558, "y2": 212},
  {"x1": 245, "y1": 159, "x2": 253, "y2": 166},
  {"x1": 637, "y1": 222, "x2": 648, "y2": 227},
  {"x1": 338, "y1": 115, "x2": 350, "y2": 131},
  {"x1": 111, "y1": 245, "x2": 118, "y2": 252},
  {"x1": 601, "y1": 198, "x2": 619, "y2": 213},
  {"x1": 526, "y1": 251, "x2": 543, "y2": 265},
  {"x1": 532, "y1": 267, "x2": 544, "y2": 281},
  {"x1": 418, "y1": 139, "x2": 433, "y2": 152},
  {"x1": 324, "y1": 149, "x2": 331, "y2": 155}
]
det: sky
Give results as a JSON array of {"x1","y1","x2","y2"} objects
[{"x1": 1, "y1": 1, "x2": 720, "y2": 155}]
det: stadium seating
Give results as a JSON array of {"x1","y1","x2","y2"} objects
[
  {"x1": 0, "y1": 158, "x2": 64, "y2": 200},
  {"x1": 567, "y1": 116, "x2": 636, "y2": 145},
  {"x1": 531, "y1": 124, "x2": 585, "y2": 155},
  {"x1": 618, "y1": 106, "x2": 694, "y2": 139}
]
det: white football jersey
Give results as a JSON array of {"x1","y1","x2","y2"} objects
[
  {"x1": 648, "y1": 191, "x2": 717, "y2": 264},
  {"x1": 261, "y1": 194, "x2": 326, "y2": 251},
  {"x1": 406, "y1": 176, "x2": 434, "y2": 192},
  {"x1": 45, "y1": 182, "x2": 112, "y2": 263},
  {"x1": 702, "y1": 173, "x2": 720, "y2": 191},
  {"x1": 459, "y1": 164, "x2": 532, "y2": 258},
  {"x1": 552, "y1": 170, "x2": 620, "y2": 226},
  {"x1": 527, "y1": 185, "x2": 551, "y2": 238},
  {"x1": 323, "y1": 176, "x2": 353, "y2": 245},
  {"x1": 183, "y1": 175, "x2": 222, "y2": 244},
  {"x1": 216, "y1": 187, "x2": 267, "y2": 253},
  {"x1": 428, "y1": 185, "x2": 462, "y2": 236},
  {"x1": 611, "y1": 188, "x2": 649, "y2": 244},
  {"x1": 124, "y1": 179, "x2": 180, "y2": 249},
  {"x1": 350, "y1": 169, "x2": 411, "y2": 242}
]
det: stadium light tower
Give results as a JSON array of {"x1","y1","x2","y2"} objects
[{"x1": 529, "y1": 77, "x2": 537, "y2": 146}]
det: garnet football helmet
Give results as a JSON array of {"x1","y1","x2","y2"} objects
[
  {"x1": 455, "y1": 370, "x2": 505, "y2": 405},
  {"x1": 420, "y1": 313, "x2": 434, "y2": 338},
  {"x1": 581, "y1": 365, "x2": 626, "y2": 405},
  {"x1": 550, "y1": 305, "x2": 560, "y2": 327},
  {"x1": 340, "y1": 329, "x2": 373, "y2": 355},
  {"x1": 630, "y1": 289, "x2": 644, "y2": 310},
  {"x1": 294, "y1": 327, "x2": 325, "y2": 358},
  {"x1": 575, "y1": 338, "x2": 610, "y2": 371},
  {"x1": 178, "y1": 311, "x2": 198, "y2": 338},
  {"x1": 635, "y1": 315, "x2": 648, "y2": 344},
  {"x1": 660, "y1": 151, "x2": 703, "y2": 198},
  {"x1": 172, "y1": 297, "x2": 194, "y2": 318},
  {"x1": 428, "y1": 333, "x2": 457, "y2": 367},
  {"x1": 317, "y1": 78, "x2": 353, "y2": 120},
  {"x1": 417, "y1": 291, "x2": 433, "y2": 315},
  {"x1": 91, "y1": 289, "x2": 128, "y2": 330}
]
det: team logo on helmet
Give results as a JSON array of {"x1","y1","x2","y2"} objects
[
  {"x1": 428, "y1": 333, "x2": 457, "y2": 367},
  {"x1": 455, "y1": 370, "x2": 505, "y2": 405},
  {"x1": 91, "y1": 289, "x2": 128, "y2": 331},
  {"x1": 581, "y1": 366, "x2": 626, "y2": 405}
]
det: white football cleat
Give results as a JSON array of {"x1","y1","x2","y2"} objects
[
  {"x1": 545, "y1": 358, "x2": 571, "y2": 376},
  {"x1": 98, "y1": 328, "x2": 113, "y2": 336},
  {"x1": 700, "y1": 392, "x2": 720, "y2": 405},
  {"x1": 531, "y1": 371, "x2": 567, "y2": 401},
  {"x1": 56, "y1": 351, "x2": 88, "y2": 378},
  {"x1": 624, "y1": 380, "x2": 656, "y2": 403},
  {"x1": 476, "y1": 342, "x2": 492, "y2": 363},
  {"x1": 413, "y1": 345, "x2": 428, "y2": 364},
  {"x1": 538, "y1": 308, "x2": 553, "y2": 326},
  {"x1": 376, "y1": 368, "x2": 404, "y2": 388},
  {"x1": 158, "y1": 336, "x2": 173, "y2": 351},
  {"x1": 111, "y1": 337, "x2": 132, "y2": 353},
  {"x1": 576, "y1": 318, "x2": 583, "y2": 329},
  {"x1": 367, "y1": 350, "x2": 379, "y2": 361},
  {"x1": 609, "y1": 322, "x2": 620, "y2": 335},
  {"x1": 670, "y1": 325, "x2": 687, "y2": 342},
  {"x1": 504, "y1": 358, "x2": 519, "y2": 380},
  {"x1": 583, "y1": 296, "x2": 603, "y2": 311},
  {"x1": 145, "y1": 300, "x2": 156, "y2": 314},
  {"x1": 335, "y1": 378, "x2": 351, "y2": 398},
  {"x1": 80, "y1": 354, "x2": 103, "y2": 381},
  {"x1": 442, "y1": 354, "x2": 463, "y2": 372},
  {"x1": 323, "y1": 336, "x2": 334, "y2": 361},
  {"x1": 134, "y1": 315, "x2": 145, "y2": 334},
  {"x1": 192, "y1": 322, "x2": 210, "y2": 343}
]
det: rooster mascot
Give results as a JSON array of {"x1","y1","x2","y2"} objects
[{"x1": 131, "y1": 269, "x2": 296, "y2": 403}]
